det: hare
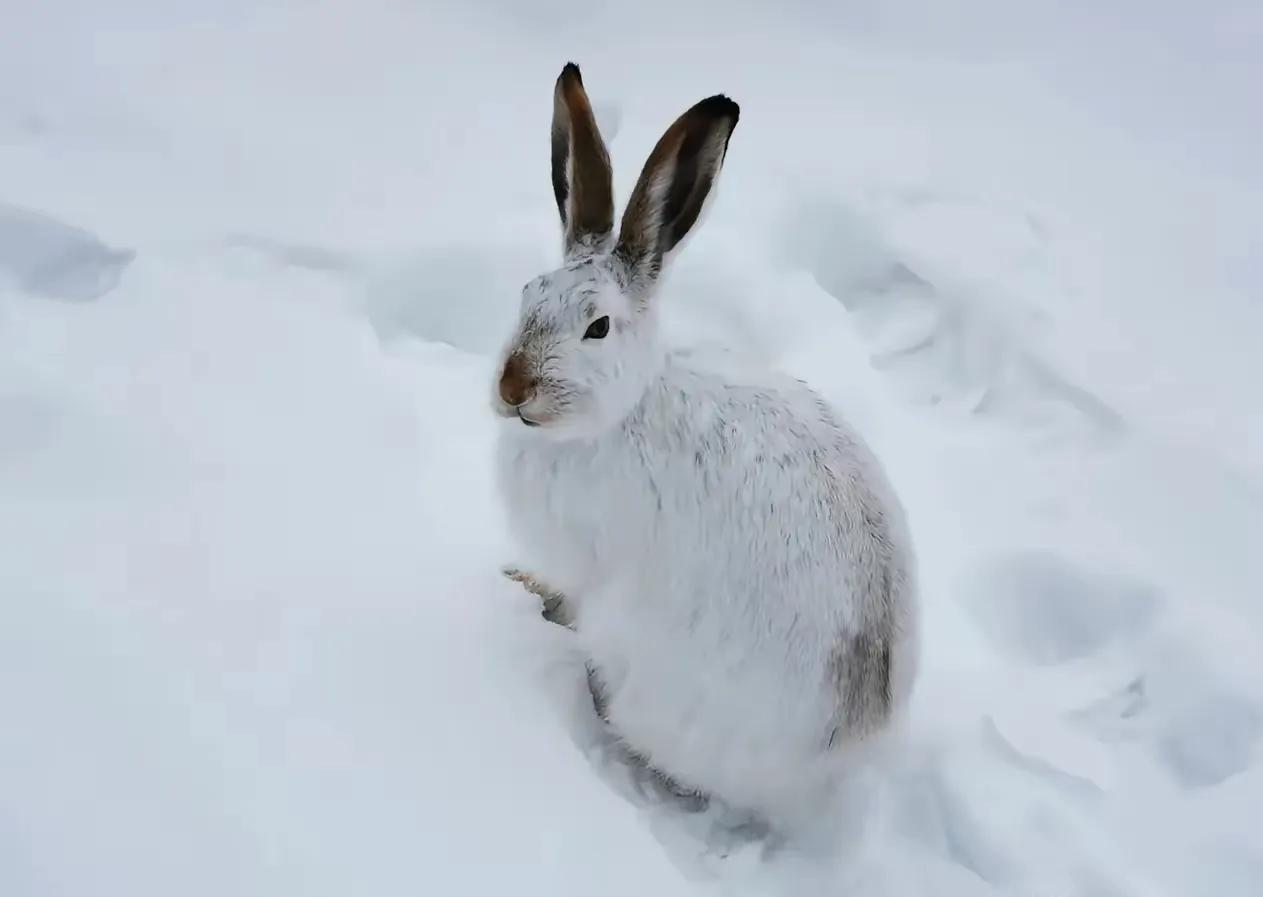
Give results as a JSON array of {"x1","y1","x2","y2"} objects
[{"x1": 492, "y1": 63, "x2": 919, "y2": 823}]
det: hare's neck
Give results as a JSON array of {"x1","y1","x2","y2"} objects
[{"x1": 608, "y1": 356, "x2": 691, "y2": 441}]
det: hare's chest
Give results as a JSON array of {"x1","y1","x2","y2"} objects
[{"x1": 495, "y1": 435, "x2": 653, "y2": 588}]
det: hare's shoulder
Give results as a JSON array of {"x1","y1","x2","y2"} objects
[
  {"x1": 646, "y1": 350, "x2": 842, "y2": 440},
  {"x1": 624, "y1": 354, "x2": 853, "y2": 491},
  {"x1": 641, "y1": 352, "x2": 901, "y2": 522}
]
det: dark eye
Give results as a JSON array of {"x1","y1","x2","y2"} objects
[{"x1": 583, "y1": 315, "x2": 610, "y2": 340}]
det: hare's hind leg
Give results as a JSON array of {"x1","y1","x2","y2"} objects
[
  {"x1": 622, "y1": 742, "x2": 711, "y2": 812},
  {"x1": 583, "y1": 657, "x2": 708, "y2": 810},
  {"x1": 585, "y1": 661, "x2": 610, "y2": 720},
  {"x1": 592, "y1": 665, "x2": 709, "y2": 809}
]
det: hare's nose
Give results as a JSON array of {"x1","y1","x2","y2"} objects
[{"x1": 498, "y1": 354, "x2": 538, "y2": 407}]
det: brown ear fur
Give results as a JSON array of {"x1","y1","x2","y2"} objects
[
  {"x1": 551, "y1": 63, "x2": 614, "y2": 257},
  {"x1": 614, "y1": 94, "x2": 739, "y2": 287}
]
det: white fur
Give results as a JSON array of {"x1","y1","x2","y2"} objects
[
  {"x1": 491, "y1": 82, "x2": 920, "y2": 823},
  {"x1": 492, "y1": 291, "x2": 919, "y2": 820}
]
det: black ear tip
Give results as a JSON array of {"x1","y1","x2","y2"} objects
[
  {"x1": 560, "y1": 62, "x2": 583, "y2": 85},
  {"x1": 695, "y1": 94, "x2": 740, "y2": 127}
]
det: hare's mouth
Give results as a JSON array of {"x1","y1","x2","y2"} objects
[
  {"x1": 492, "y1": 397, "x2": 544, "y2": 426},
  {"x1": 517, "y1": 408, "x2": 542, "y2": 427}
]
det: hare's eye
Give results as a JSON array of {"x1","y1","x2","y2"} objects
[{"x1": 583, "y1": 316, "x2": 610, "y2": 340}]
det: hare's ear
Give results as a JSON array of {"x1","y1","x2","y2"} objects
[
  {"x1": 613, "y1": 94, "x2": 739, "y2": 292},
  {"x1": 551, "y1": 63, "x2": 614, "y2": 260}
]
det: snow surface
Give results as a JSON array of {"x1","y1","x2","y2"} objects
[{"x1": 2, "y1": 1, "x2": 1261, "y2": 895}]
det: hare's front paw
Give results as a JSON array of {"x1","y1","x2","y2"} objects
[{"x1": 501, "y1": 566, "x2": 574, "y2": 629}]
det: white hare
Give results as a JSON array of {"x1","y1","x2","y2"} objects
[{"x1": 492, "y1": 63, "x2": 919, "y2": 823}]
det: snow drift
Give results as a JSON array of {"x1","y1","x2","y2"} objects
[{"x1": 2, "y1": 1, "x2": 1260, "y2": 895}]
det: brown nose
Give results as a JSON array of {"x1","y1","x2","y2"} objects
[{"x1": 498, "y1": 353, "x2": 538, "y2": 407}]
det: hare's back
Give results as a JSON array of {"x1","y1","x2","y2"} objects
[{"x1": 636, "y1": 358, "x2": 908, "y2": 612}]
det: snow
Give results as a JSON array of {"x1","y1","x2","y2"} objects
[
  {"x1": 2, "y1": 1, "x2": 1260, "y2": 895},
  {"x1": 0, "y1": 203, "x2": 135, "y2": 302}
]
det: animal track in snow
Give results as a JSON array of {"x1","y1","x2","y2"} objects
[
  {"x1": 958, "y1": 551, "x2": 1159, "y2": 666},
  {"x1": 1157, "y1": 693, "x2": 1261, "y2": 789},
  {"x1": 1069, "y1": 657, "x2": 1262, "y2": 789}
]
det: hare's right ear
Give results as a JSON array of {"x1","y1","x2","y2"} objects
[
  {"x1": 613, "y1": 94, "x2": 739, "y2": 294},
  {"x1": 551, "y1": 63, "x2": 614, "y2": 260}
]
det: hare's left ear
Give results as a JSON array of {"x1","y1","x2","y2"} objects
[
  {"x1": 551, "y1": 63, "x2": 614, "y2": 260},
  {"x1": 613, "y1": 94, "x2": 739, "y2": 292}
]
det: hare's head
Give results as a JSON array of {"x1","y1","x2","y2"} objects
[{"x1": 492, "y1": 63, "x2": 739, "y2": 439}]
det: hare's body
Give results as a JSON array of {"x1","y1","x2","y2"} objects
[
  {"x1": 498, "y1": 348, "x2": 917, "y2": 813},
  {"x1": 491, "y1": 63, "x2": 919, "y2": 819}
]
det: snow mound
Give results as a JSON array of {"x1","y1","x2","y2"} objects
[
  {"x1": 0, "y1": 202, "x2": 134, "y2": 301},
  {"x1": 779, "y1": 197, "x2": 1123, "y2": 438}
]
